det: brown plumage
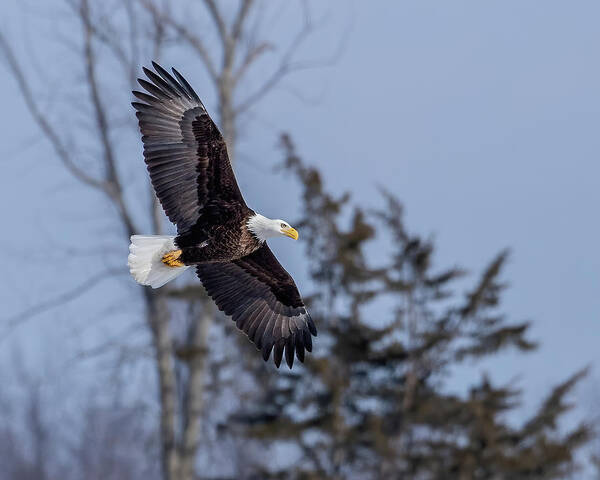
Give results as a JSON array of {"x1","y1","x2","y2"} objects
[{"x1": 130, "y1": 62, "x2": 316, "y2": 368}]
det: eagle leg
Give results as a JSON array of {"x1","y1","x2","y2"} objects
[{"x1": 162, "y1": 249, "x2": 185, "y2": 267}]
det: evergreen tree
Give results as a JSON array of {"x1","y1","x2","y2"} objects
[{"x1": 223, "y1": 134, "x2": 589, "y2": 480}]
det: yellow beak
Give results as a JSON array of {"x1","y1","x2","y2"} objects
[{"x1": 282, "y1": 226, "x2": 299, "y2": 240}]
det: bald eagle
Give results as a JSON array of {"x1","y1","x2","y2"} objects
[{"x1": 127, "y1": 62, "x2": 316, "y2": 369}]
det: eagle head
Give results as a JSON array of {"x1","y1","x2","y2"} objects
[{"x1": 248, "y1": 214, "x2": 298, "y2": 242}]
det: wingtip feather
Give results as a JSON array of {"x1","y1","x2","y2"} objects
[
  {"x1": 285, "y1": 335, "x2": 295, "y2": 369},
  {"x1": 273, "y1": 339, "x2": 285, "y2": 368}
]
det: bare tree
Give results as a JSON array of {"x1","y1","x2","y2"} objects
[
  {"x1": 0, "y1": 346, "x2": 161, "y2": 480},
  {"x1": 0, "y1": 1, "x2": 335, "y2": 479}
]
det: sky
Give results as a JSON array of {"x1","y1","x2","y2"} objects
[
  {"x1": 1, "y1": 0, "x2": 599, "y2": 455},
  {"x1": 247, "y1": 0, "x2": 600, "y2": 417},
  {"x1": 274, "y1": 0, "x2": 600, "y2": 410}
]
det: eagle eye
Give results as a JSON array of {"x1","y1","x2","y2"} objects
[{"x1": 280, "y1": 223, "x2": 287, "y2": 228}]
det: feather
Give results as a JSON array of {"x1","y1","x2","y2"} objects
[
  {"x1": 196, "y1": 245, "x2": 317, "y2": 368},
  {"x1": 172, "y1": 67, "x2": 202, "y2": 103},
  {"x1": 152, "y1": 61, "x2": 190, "y2": 99}
]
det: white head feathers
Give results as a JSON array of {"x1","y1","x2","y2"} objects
[{"x1": 247, "y1": 213, "x2": 298, "y2": 242}]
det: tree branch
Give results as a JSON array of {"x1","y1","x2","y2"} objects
[
  {"x1": 234, "y1": 7, "x2": 313, "y2": 114},
  {"x1": 202, "y1": 0, "x2": 227, "y2": 45},
  {"x1": 0, "y1": 31, "x2": 105, "y2": 190},
  {"x1": 179, "y1": 301, "x2": 214, "y2": 479},
  {"x1": 65, "y1": 0, "x2": 135, "y2": 87},
  {"x1": 79, "y1": 0, "x2": 137, "y2": 237},
  {"x1": 139, "y1": 0, "x2": 219, "y2": 82},
  {"x1": 233, "y1": 41, "x2": 273, "y2": 81},
  {"x1": 1, "y1": 267, "x2": 125, "y2": 342},
  {"x1": 144, "y1": 289, "x2": 180, "y2": 480},
  {"x1": 231, "y1": 0, "x2": 254, "y2": 44},
  {"x1": 221, "y1": 0, "x2": 254, "y2": 83}
]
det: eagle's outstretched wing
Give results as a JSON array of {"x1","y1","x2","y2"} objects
[
  {"x1": 196, "y1": 245, "x2": 317, "y2": 368},
  {"x1": 132, "y1": 62, "x2": 245, "y2": 234}
]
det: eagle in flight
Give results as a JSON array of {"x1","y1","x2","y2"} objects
[{"x1": 128, "y1": 62, "x2": 316, "y2": 369}]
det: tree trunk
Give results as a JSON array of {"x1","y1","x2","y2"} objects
[
  {"x1": 145, "y1": 289, "x2": 179, "y2": 480},
  {"x1": 179, "y1": 301, "x2": 214, "y2": 480}
]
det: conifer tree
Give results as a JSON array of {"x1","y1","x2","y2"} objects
[{"x1": 224, "y1": 134, "x2": 589, "y2": 480}]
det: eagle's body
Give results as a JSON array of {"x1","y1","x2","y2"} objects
[
  {"x1": 127, "y1": 63, "x2": 316, "y2": 369},
  {"x1": 176, "y1": 205, "x2": 258, "y2": 263}
]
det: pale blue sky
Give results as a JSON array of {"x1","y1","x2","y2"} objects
[
  {"x1": 251, "y1": 0, "x2": 600, "y2": 412},
  {"x1": 1, "y1": 0, "x2": 599, "y2": 451}
]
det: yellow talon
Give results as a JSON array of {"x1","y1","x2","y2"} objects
[{"x1": 162, "y1": 249, "x2": 185, "y2": 267}]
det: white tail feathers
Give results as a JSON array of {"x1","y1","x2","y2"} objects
[{"x1": 128, "y1": 235, "x2": 190, "y2": 288}]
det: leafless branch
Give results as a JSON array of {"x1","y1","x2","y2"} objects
[
  {"x1": 79, "y1": 0, "x2": 137, "y2": 237},
  {"x1": 143, "y1": 288, "x2": 179, "y2": 480},
  {"x1": 139, "y1": 0, "x2": 219, "y2": 82},
  {"x1": 236, "y1": 1, "x2": 348, "y2": 113},
  {"x1": 233, "y1": 41, "x2": 273, "y2": 81},
  {"x1": 73, "y1": 339, "x2": 154, "y2": 364},
  {"x1": 234, "y1": 5, "x2": 313, "y2": 114},
  {"x1": 220, "y1": 0, "x2": 254, "y2": 84},
  {"x1": 179, "y1": 301, "x2": 213, "y2": 479},
  {"x1": 0, "y1": 31, "x2": 104, "y2": 190},
  {"x1": 202, "y1": 0, "x2": 228, "y2": 44},
  {"x1": 1, "y1": 267, "x2": 125, "y2": 343},
  {"x1": 64, "y1": 0, "x2": 133, "y2": 85},
  {"x1": 149, "y1": 0, "x2": 167, "y2": 61},
  {"x1": 231, "y1": 0, "x2": 254, "y2": 44},
  {"x1": 124, "y1": 0, "x2": 141, "y2": 87}
]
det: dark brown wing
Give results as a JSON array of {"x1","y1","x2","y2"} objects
[
  {"x1": 132, "y1": 62, "x2": 245, "y2": 234},
  {"x1": 196, "y1": 245, "x2": 317, "y2": 368}
]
